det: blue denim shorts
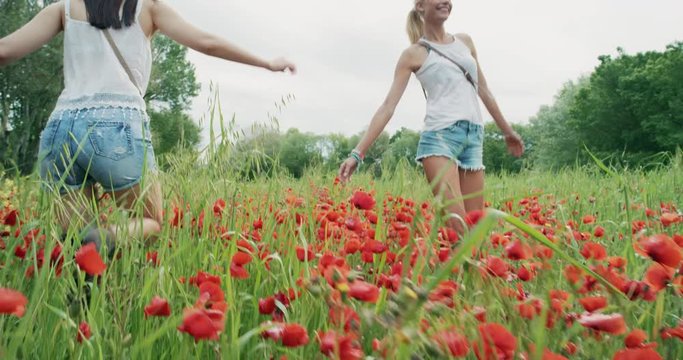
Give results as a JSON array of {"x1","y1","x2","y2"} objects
[
  {"x1": 38, "y1": 107, "x2": 157, "y2": 193},
  {"x1": 415, "y1": 120, "x2": 485, "y2": 171}
]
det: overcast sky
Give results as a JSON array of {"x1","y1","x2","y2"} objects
[{"x1": 165, "y1": 0, "x2": 682, "y2": 141}]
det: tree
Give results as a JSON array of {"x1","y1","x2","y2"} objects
[
  {"x1": 528, "y1": 79, "x2": 587, "y2": 170},
  {"x1": 1, "y1": 0, "x2": 63, "y2": 173},
  {"x1": 483, "y1": 122, "x2": 531, "y2": 173}
]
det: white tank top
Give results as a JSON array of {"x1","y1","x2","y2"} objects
[
  {"x1": 54, "y1": 0, "x2": 152, "y2": 112},
  {"x1": 415, "y1": 36, "x2": 483, "y2": 131}
]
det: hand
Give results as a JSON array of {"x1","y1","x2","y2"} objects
[
  {"x1": 338, "y1": 158, "x2": 359, "y2": 183},
  {"x1": 268, "y1": 57, "x2": 297, "y2": 74},
  {"x1": 504, "y1": 131, "x2": 524, "y2": 158}
]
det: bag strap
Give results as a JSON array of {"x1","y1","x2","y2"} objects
[
  {"x1": 418, "y1": 39, "x2": 477, "y2": 98},
  {"x1": 102, "y1": 29, "x2": 143, "y2": 97}
]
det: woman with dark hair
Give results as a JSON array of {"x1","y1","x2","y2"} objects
[
  {"x1": 0, "y1": 0, "x2": 296, "y2": 250},
  {"x1": 339, "y1": 0, "x2": 523, "y2": 233}
]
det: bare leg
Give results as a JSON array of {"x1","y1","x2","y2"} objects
[
  {"x1": 107, "y1": 178, "x2": 162, "y2": 244},
  {"x1": 459, "y1": 169, "x2": 485, "y2": 213},
  {"x1": 421, "y1": 157, "x2": 466, "y2": 233}
]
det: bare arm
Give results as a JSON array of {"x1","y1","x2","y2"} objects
[
  {"x1": 0, "y1": 2, "x2": 64, "y2": 67},
  {"x1": 457, "y1": 33, "x2": 524, "y2": 157},
  {"x1": 151, "y1": 0, "x2": 295, "y2": 73},
  {"x1": 339, "y1": 46, "x2": 421, "y2": 181}
]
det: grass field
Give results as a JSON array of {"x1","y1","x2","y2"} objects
[{"x1": 1, "y1": 150, "x2": 682, "y2": 359}]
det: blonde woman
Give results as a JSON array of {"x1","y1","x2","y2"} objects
[
  {"x1": 0, "y1": 0, "x2": 296, "y2": 251},
  {"x1": 339, "y1": 0, "x2": 523, "y2": 232}
]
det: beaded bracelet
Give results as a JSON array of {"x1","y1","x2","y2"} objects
[{"x1": 349, "y1": 149, "x2": 364, "y2": 165}]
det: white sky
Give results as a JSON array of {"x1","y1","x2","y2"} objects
[{"x1": 165, "y1": 0, "x2": 682, "y2": 141}]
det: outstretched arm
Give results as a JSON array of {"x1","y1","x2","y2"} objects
[
  {"x1": 456, "y1": 33, "x2": 524, "y2": 158},
  {"x1": 0, "y1": 2, "x2": 64, "y2": 67},
  {"x1": 151, "y1": 0, "x2": 295, "y2": 73},
  {"x1": 339, "y1": 46, "x2": 421, "y2": 181}
]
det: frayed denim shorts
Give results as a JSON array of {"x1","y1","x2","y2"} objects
[
  {"x1": 415, "y1": 120, "x2": 485, "y2": 171},
  {"x1": 38, "y1": 106, "x2": 157, "y2": 194}
]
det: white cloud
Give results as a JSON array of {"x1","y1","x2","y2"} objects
[{"x1": 165, "y1": 0, "x2": 682, "y2": 143}]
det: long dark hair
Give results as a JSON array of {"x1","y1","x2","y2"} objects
[{"x1": 84, "y1": 0, "x2": 139, "y2": 29}]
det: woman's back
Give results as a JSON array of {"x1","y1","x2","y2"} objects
[{"x1": 56, "y1": 0, "x2": 151, "y2": 112}]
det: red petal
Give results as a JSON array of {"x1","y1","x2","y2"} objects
[
  {"x1": 348, "y1": 281, "x2": 380, "y2": 303},
  {"x1": 0, "y1": 288, "x2": 28, "y2": 317},
  {"x1": 74, "y1": 243, "x2": 106, "y2": 276},
  {"x1": 579, "y1": 296, "x2": 608, "y2": 312},
  {"x1": 281, "y1": 323, "x2": 309, "y2": 347},
  {"x1": 578, "y1": 313, "x2": 627, "y2": 335},
  {"x1": 144, "y1": 296, "x2": 171, "y2": 317},
  {"x1": 613, "y1": 347, "x2": 663, "y2": 360}
]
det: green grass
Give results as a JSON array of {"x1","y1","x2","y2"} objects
[{"x1": 1, "y1": 151, "x2": 682, "y2": 359}]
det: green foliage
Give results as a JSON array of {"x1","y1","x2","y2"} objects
[
  {"x1": 528, "y1": 79, "x2": 588, "y2": 170},
  {"x1": 568, "y1": 43, "x2": 683, "y2": 166},
  {"x1": 483, "y1": 122, "x2": 531, "y2": 174},
  {"x1": 149, "y1": 109, "x2": 201, "y2": 169},
  {"x1": 0, "y1": 0, "x2": 63, "y2": 173},
  {"x1": 146, "y1": 36, "x2": 200, "y2": 111}
]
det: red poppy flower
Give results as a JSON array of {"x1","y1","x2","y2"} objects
[
  {"x1": 580, "y1": 242, "x2": 607, "y2": 261},
  {"x1": 77, "y1": 321, "x2": 91, "y2": 343},
  {"x1": 624, "y1": 329, "x2": 656, "y2": 349},
  {"x1": 504, "y1": 239, "x2": 532, "y2": 260},
  {"x1": 348, "y1": 280, "x2": 380, "y2": 303},
  {"x1": 75, "y1": 243, "x2": 107, "y2": 276},
  {"x1": 0, "y1": 288, "x2": 28, "y2": 317},
  {"x1": 579, "y1": 296, "x2": 608, "y2": 313},
  {"x1": 673, "y1": 234, "x2": 683, "y2": 247},
  {"x1": 660, "y1": 212, "x2": 681, "y2": 227},
  {"x1": 318, "y1": 331, "x2": 363, "y2": 360},
  {"x1": 434, "y1": 328, "x2": 470, "y2": 357},
  {"x1": 213, "y1": 198, "x2": 226, "y2": 217},
  {"x1": 638, "y1": 235, "x2": 682, "y2": 268},
  {"x1": 230, "y1": 262, "x2": 250, "y2": 279},
  {"x1": 583, "y1": 215, "x2": 596, "y2": 224},
  {"x1": 613, "y1": 347, "x2": 662, "y2": 360},
  {"x1": 178, "y1": 308, "x2": 224, "y2": 342},
  {"x1": 578, "y1": 313, "x2": 627, "y2": 335},
  {"x1": 660, "y1": 320, "x2": 683, "y2": 341},
  {"x1": 594, "y1": 226, "x2": 605, "y2": 238},
  {"x1": 344, "y1": 238, "x2": 361, "y2": 254},
  {"x1": 3, "y1": 209, "x2": 17, "y2": 226},
  {"x1": 473, "y1": 322, "x2": 517, "y2": 360},
  {"x1": 144, "y1": 296, "x2": 171, "y2": 318},
  {"x1": 465, "y1": 210, "x2": 485, "y2": 227},
  {"x1": 296, "y1": 246, "x2": 314, "y2": 262},
  {"x1": 189, "y1": 271, "x2": 221, "y2": 287},
  {"x1": 517, "y1": 266, "x2": 535, "y2": 282},
  {"x1": 644, "y1": 263, "x2": 675, "y2": 292},
  {"x1": 199, "y1": 282, "x2": 225, "y2": 303},
  {"x1": 484, "y1": 256, "x2": 509, "y2": 278},
  {"x1": 258, "y1": 297, "x2": 276, "y2": 315},
  {"x1": 146, "y1": 251, "x2": 159, "y2": 266},
  {"x1": 280, "y1": 323, "x2": 309, "y2": 347},
  {"x1": 351, "y1": 191, "x2": 375, "y2": 210},
  {"x1": 516, "y1": 298, "x2": 543, "y2": 320}
]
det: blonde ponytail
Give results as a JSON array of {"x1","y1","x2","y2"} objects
[{"x1": 406, "y1": 8, "x2": 424, "y2": 44}]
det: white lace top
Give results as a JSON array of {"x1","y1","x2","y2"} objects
[{"x1": 53, "y1": 0, "x2": 152, "y2": 112}]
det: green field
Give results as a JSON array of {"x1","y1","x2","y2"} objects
[{"x1": 1, "y1": 153, "x2": 682, "y2": 359}]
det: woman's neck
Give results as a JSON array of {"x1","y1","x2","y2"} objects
[{"x1": 422, "y1": 22, "x2": 449, "y2": 43}]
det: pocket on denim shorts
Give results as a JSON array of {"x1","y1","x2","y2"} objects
[{"x1": 87, "y1": 121, "x2": 134, "y2": 161}]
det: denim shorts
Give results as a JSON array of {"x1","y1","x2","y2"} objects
[
  {"x1": 415, "y1": 120, "x2": 485, "y2": 171},
  {"x1": 38, "y1": 107, "x2": 157, "y2": 193}
]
